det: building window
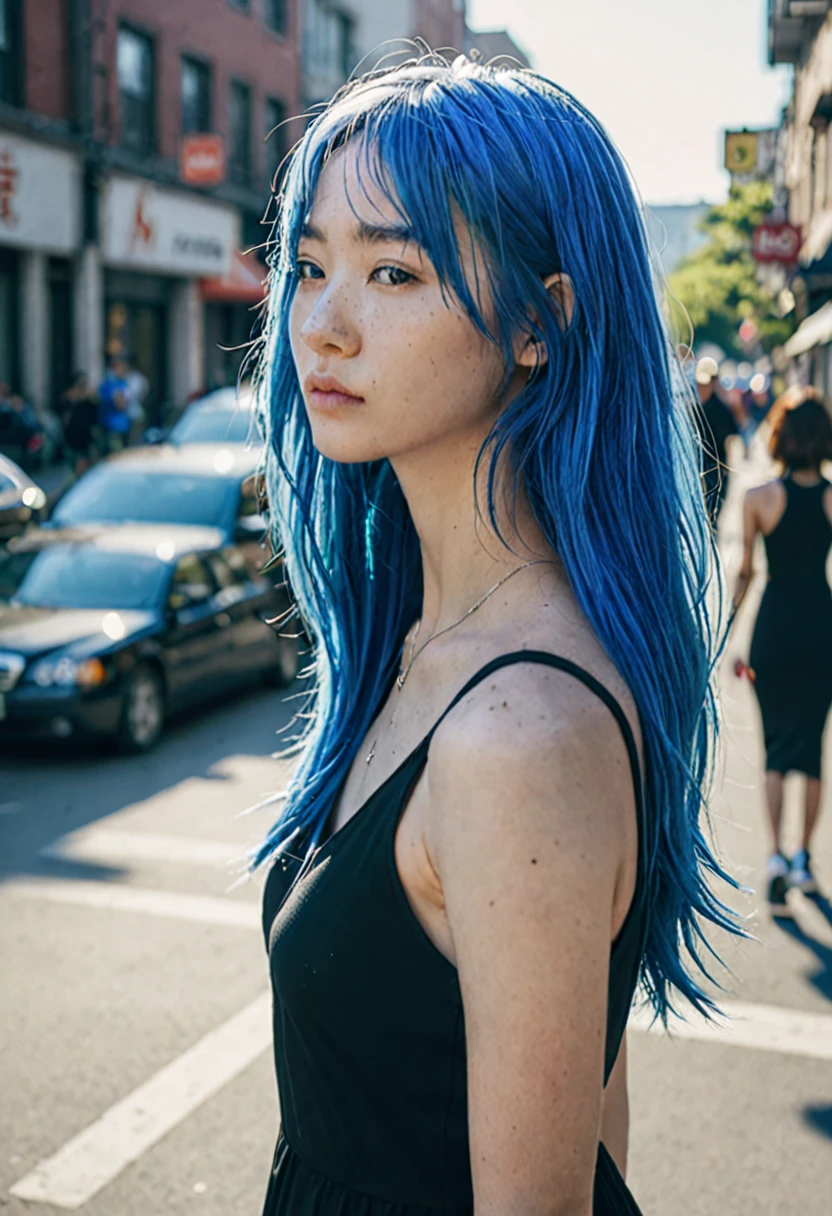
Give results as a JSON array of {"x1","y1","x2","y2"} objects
[
  {"x1": 303, "y1": 1, "x2": 356, "y2": 89},
  {"x1": 181, "y1": 56, "x2": 211, "y2": 134},
  {"x1": 118, "y1": 26, "x2": 155, "y2": 156},
  {"x1": 264, "y1": 97, "x2": 287, "y2": 187},
  {"x1": 0, "y1": 0, "x2": 23, "y2": 106},
  {"x1": 227, "y1": 0, "x2": 250, "y2": 10},
  {"x1": 336, "y1": 11, "x2": 355, "y2": 78},
  {"x1": 228, "y1": 80, "x2": 252, "y2": 185},
  {"x1": 265, "y1": 0, "x2": 286, "y2": 35}
]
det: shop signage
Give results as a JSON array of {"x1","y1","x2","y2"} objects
[
  {"x1": 181, "y1": 134, "x2": 225, "y2": 187},
  {"x1": 0, "y1": 134, "x2": 80, "y2": 253},
  {"x1": 752, "y1": 220, "x2": 802, "y2": 265},
  {"x1": 102, "y1": 175, "x2": 237, "y2": 277}
]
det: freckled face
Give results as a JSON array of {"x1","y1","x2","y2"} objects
[{"x1": 289, "y1": 142, "x2": 511, "y2": 466}]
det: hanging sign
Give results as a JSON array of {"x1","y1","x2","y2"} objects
[{"x1": 752, "y1": 220, "x2": 802, "y2": 265}]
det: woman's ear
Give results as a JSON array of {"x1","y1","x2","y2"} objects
[
  {"x1": 515, "y1": 273, "x2": 575, "y2": 370},
  {"x1": 545, "y1": 272, "x2": 575, "y2": 330}
]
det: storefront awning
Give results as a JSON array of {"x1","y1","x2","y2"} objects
[
  {"x1": 783, "y1": 300, "x2": 832, "y2": 359},
  {"x1": 201, "y1": 249, "x2": 266, "y2": 304}
]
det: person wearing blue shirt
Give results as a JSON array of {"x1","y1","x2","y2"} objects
[{"x1": 98, "y1": 358, "x2": 132, "y2": 450}]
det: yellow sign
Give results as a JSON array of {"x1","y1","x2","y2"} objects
[{"x1": 725, "y1": 131, "x2": 759, "y2": 174}]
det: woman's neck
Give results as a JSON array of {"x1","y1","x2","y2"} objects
[
  {"x1": 789, "y1": 466, "x2": 822, "y2": 486},
  {"x1": 392, "y1": 435, "x2": 558, "y2": 637}
]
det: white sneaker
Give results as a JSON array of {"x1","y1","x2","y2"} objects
[{"x1": 790, "y1": 849, "x2": 818, "y2": 895}]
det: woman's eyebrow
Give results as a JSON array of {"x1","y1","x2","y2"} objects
[
  {"x1": 355, "y1": 220, "x2": 418, "y2": 247},
  {"x1": 298, "y1": 219, "x2": 421, "y2": 249}
]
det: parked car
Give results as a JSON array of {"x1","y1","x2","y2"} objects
[
  {"x1": 47, "y1": 444, "x2": 266, "y2": 553},
  {"x1": 0, "y1": 395, "x2": 55, "y2": 471},
  {"x1": 0, "y1": 523, "x2": 299, "y2": 752},
  {"x1": 166, "y1": 386, "x2": 257, "y2": 447},
  {"x1": 0, "y1": 454, "x2": 48, "y2": 544}
]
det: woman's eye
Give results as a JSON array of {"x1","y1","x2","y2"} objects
[
  {"x1": 295, "y1": 260, "x2": 324, "y2": 281},
  {"x1": 372, "y1": 265, "x2": 415, "y2": 287}
]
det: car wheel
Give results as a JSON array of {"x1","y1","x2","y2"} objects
[
  {"x1": 264, "y1": 630, "x2": 300, "y2": 688},
  {"x1": 117, "y1": 664, "x2": 165, "y2": 753}
]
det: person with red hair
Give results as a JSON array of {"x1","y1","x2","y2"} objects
[{"x1": 734, "y1": 387, "x2": 832, "y2": 914}]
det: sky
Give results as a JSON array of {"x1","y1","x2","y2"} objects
[{"x1": 467, "y1": 0, "x2": 793, "y2": 206}]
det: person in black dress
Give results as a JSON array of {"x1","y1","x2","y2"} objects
[
  {"x1": 733, "y1": 388, "x2": 832, "y2": 914},
  {"x1": 256, "y1": 51, "x2": 738, "y2": 1216},
  {"x1": 58, "y1": 372, "x2": 101, "y2": 477}
]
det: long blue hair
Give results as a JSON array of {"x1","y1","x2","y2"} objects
[{"x1": 254, "y1": 52, "x2": 738, "y2": 1021}]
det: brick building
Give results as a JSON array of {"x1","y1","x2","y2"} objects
[
  {"x1": 0, "y1": 0, "x2": 529, "y2": 428},
  {"x1": 300, "y1": 0, "x2": 467, "y2": 109},
  {"x1": 0, "y1": 0, "x2": 300, "y2": 427}
]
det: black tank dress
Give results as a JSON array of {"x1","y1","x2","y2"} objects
[
  {"x1": 749, "y1": 475, "x2": 832, "y2": 778},
  {"x1": 261, "y1": 651, "x2": 647, "y2": 1215}
]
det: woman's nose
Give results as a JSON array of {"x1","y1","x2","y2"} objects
[{"x1": 300, "y1": 286, "x2": 361, "y2": 358}]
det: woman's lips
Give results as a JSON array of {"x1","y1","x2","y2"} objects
[{"x1": 307, "y1": 388, "x2": 365, "y2": 410}]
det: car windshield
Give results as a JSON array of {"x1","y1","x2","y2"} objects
[
  {"x1": 0, "y1": 548, "x2": 167, "y2": 610},
  {"x1": 169, "y1": 407, "x2": 254, "y2": 445},
  {"x1": 52, "y1": 466, "x2": 235, "y2": 529}
]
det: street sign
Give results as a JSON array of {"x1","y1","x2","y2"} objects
[
  {"x1": 181, "y1": 134, "x2": 225, "y2": 187},
  {"x1": 752, "y1": 220, "x2": 802, "y2": 265},
  {"x1": 725, "y1": 130, "x2": 759, "y2": 174}
]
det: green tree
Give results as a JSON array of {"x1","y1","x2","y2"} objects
[{"x1": 668, "y1": 180, "x2": 794, "y2": 357}]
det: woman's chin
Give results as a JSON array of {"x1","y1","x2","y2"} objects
[{"x1": 308, "y1": 424, "x2": 391, "y2": 465}]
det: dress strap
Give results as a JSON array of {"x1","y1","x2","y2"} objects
[{"x1": 425, "y1": 650, "x2": 644, "y2": 812}]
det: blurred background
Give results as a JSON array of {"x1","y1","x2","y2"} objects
[{"x1": 2, "y1": 2, "x2": 832, "y2": 1214}]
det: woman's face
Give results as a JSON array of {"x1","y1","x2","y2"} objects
[{"x1": 289, "y1": 142, "x2": 520, "y2": 466}]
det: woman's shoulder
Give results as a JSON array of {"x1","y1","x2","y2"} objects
[{"x1": 426, "y1": 648, "x2": 639, "y2": 850}]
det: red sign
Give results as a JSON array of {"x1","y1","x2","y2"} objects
[
  {"x1": 752, "y1": 220, "x2": 802, "y2": 264},
  {"x1": 0, "y1": 148, "x2": 19, "y2": 226},
  {"x1": 181, "y1": 134, "x2": 225, "y2": 187}
]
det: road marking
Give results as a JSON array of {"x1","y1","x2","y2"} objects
[
  {"x1": 5, "y1": 877, "x2": 260, "y2": 930},
  {"x1": 9, "y1": 992, "x2": 272, "y2": 1209},
  {"x1": 40, "y1": 827, "x2": 246, "y2": 869},
  {"x1": 630, "y1": 998, "x2": 832, "y2": 1062}
]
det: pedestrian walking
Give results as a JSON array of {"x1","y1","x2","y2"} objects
[
  {"x1": 97, "y1": 358, "x2": 132, "y2": 453},
  {"x1": 57, "y1": 372, "x2": 100, "y2": 477},
  {"x1": 256, "y1": 51, "x2": 737, "y2": 1216},
  {"x1": 693, "y1": 356, "x2": 740, "y2": 526},
  {"x1": 733, "y1": 387, "x2": 832, "y2": 916}
]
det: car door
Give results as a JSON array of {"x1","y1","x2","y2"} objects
[
  {"x1": 205, "y1": 547, "x2": 278, "y2": 683},
  {"x1": 161, "y1": 553, "x2": 231, "y2": 708}
]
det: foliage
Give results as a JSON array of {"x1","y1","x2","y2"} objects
[{"x1": 667, "y1": 181, "x2": 794, "y2": 357}]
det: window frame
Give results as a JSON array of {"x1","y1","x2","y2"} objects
[
  {"x1": 181, "y1": 53, "x2": 212, "y2": 136},
  {"x1": 0, "y1": 0, "x2": 24, "y2": 106},
  {"x1": 264, "y1": 0, "x2": 287, "y2": 36},
  {"x1": 227, "y1": 77, "x2": 253, "y2": 186},
  {"x1": 264, "y1": 95, "x2": 288, "y2": 188},
  {"x1": 117, "y1": 22, "x2": 156, "y2": 157}
]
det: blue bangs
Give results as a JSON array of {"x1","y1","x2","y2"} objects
[{"x1": 254, "y1": 53, "x2": 739, "y2": 1021}]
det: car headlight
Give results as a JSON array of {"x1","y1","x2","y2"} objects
[{"x1": 31, "y1": 657, "x2": 107, "y2": 688}]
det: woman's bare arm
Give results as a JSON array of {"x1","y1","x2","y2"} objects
[
  {"x1": 732, "y1": 490, "x2": 759, "y2": 615},
  {"x1": 428, "y1": 666, "x2": 636, "y2": 1216}
]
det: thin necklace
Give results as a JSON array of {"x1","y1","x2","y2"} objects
[{"x1": 364, "y1": 558, "x2": 553, "y2": 764}]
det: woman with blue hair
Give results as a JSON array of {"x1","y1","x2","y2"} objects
[{"x1": 257, "y1": 50, "x2": 737, "y2": 1216}]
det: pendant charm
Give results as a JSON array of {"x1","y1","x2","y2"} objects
[
  {"x1": 396, "y1": 672, "x2": 405, "y2": 690},
  {"x1": 366, "y1": 743, "x2": 376, "y2": 764}
]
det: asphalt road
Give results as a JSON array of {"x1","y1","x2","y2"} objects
[{"x1": 2, "y1": 439, "x2": 831, "y2": 1214}]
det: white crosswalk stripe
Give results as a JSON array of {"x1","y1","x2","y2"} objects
[
  {"x1": 9, "y1": 993, "x2": 273, "y2": 1209},
  {"x1": 40, "y1": 826, "x2": 247, "y2": 869},
  {"x1": 630, "y1": 997, "x2": 832, "y2": 1061},
  {"x1": 6, "y1": 876, "x2": 260, "y2": 930}
]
